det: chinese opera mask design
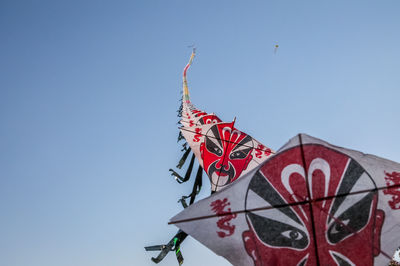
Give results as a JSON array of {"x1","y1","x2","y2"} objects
[
  {"x1": 200, "y1": 123, "x2": 254, "y2": 190},
  {"x1": 242, "y1": 145, "x2": 385, "y2": 266}
]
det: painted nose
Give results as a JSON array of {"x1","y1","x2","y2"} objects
[{"x1": 215, "y1": 157, "x2": 229, "y2": 170}]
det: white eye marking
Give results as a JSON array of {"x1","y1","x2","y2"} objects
[
  {"x1": 329, "y1": 250, "x2": 356, "y2": 266},
  {"x1": 251, "y1": 250, "x2": 257, "y2": 261}
]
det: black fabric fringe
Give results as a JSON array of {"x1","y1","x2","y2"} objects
[
  {"x1": 169, "y1": 168, "x2": 183, "y2": 182},
  {"x1": 178, "y1": 165, "x2": 203, "y2": 208},
  {"x1": 180, "y1": 142, "x2": 188, "y2": 152},
  {"x1": 176, "y1": 147, "x2": 191, "y2": 169},
  {"x1": 177, "y1": 98, "x2": 183, "y2": 117},
  {"x1": 189, "y1": 166, "x2": 203, "y2": 205},
  {"x1": 177, "y1": 131, "x2": 184, "y2": 142},
  {"x1": 169, "y1": 153, "x2": 195, "y2": 184}
]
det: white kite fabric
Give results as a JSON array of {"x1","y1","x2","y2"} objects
[
  {"x1": 391, "y1": 247, "x2": 400, "y2": 265},
  {"x1": 178, "y1": 49, "x2": 273, "y2": 192},
  {"x1": 170, "y1": 134, "x2": 400, "y2": 266}
]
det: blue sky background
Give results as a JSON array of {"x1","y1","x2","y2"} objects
[{"x1": 1, "y1": 1, "x2": 400, "y2": 265}]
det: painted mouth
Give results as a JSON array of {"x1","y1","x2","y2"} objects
[
  {"x1": 207, "y1": 161, "x2": 235, "y2": 187},
  {"x1": 211, "y1": 174, "x2": 229, "y2": 189}
]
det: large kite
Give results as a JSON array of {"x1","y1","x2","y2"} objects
[
  {"x1": 145, "y1": 50, "x2": 274, "y2": 264},
  {"x1": 170, "y1": 134, "x2": 400, "y2": 265},
  {"x1": 176, "y1": 49, "x2": 273, "y2": 193}
]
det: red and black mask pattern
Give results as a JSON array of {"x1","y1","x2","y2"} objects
[
  {"x1": 242, "y1": 145, "x2": 385, "y2": 266},
  {"x1": 200, "y1": 123, "x2": 254, "y2": 191}
]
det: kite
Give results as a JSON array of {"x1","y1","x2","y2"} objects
[
  {"x1": 170, "y1": 134, "x2": 400, "y2": 266},
  {"x1": 390, "y1": 247, "x2": 400, "y2": 266},
  {"x1": 145, "y1": 49, "x2": 274, "y2": 264},
  {"x1": 274, "y1": 42, "x2": 279, "y2": 54}
]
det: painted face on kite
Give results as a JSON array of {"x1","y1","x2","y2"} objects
[
  {"x1": 200, "y1": 123, "x2": 254, "y2": 190},
  {"x1": 242, "y1": 145, "x2": 385, "y2": 266}
]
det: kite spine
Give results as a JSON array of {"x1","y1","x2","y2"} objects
[{"x1": 182, "y1": 49, "x2": 195, "y2": 103}]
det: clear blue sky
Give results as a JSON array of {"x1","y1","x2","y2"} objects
[{"x1": 1, "y1": 1, "x2": 400, "y2": 265}]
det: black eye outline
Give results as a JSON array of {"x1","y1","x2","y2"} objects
[
  {"x1": 281, "y1": 230, "x2": 303, "y2": 241},
  {"x1": 327, "y1": 192, "x2": 374, "y2": 244},
  {"x1": 230, "y1": 147, "x2": 252, "y2": 159},
  {"x1": 248, "y1": 212, "x2": 308, "y2": 249},
  {"x1": 205, "y1": 137, "x2": 223, "y2": 156}
]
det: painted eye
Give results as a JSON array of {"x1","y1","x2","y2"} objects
[
  {"x1": 214, "y1": 147, "x2": 222, "y2": 154},
  {"x1": 281, "y1": 230, "x2": 303, "y2": 241},
  {"x1": 327, "y1": 192, "x2": 374, "y2": 244},
  {"x1": 233, "y1": 151, "x2": 244, "y2": 158},
  {"x1": 330, "y1": 219, "x2": 350, "y2": 235},
  {"x1": 248, "y1": 212, "x2": 308, "y2": 249},
  {"x1": 230, "y1": 147, "x2": 252, "y2": 159},
  {"x1": 205, "y1": 137, "x2": 223, "y2": 156}
]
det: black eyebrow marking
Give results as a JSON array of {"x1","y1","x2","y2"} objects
[
  {"x1": 232, "y1": 135, "x2": 253, "y2": 151},
  {"x1": 207, "y1": 125, "x2": 223, "y2": 147},
  {"x1": 248, "y1": 171, "x2": 302, "y2": 225},
  {"x1": 329, "y1": 159, "x2": 367, "y2": 222}
]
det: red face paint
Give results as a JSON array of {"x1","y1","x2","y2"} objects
[
  {"x1": 200, "y1": 123, "x2": 253, "y2": 190},
  {"x1": 243, "y1": 145, "x2": 385, "y2": 266}
]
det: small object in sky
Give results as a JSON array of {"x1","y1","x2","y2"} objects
[{"x1": 274, "y1": 42, "x2": 279, "y2": 54}]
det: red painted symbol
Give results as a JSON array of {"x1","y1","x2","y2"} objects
[
  {"x1": 210, "y1": 198, "x2": 237, "y2": 238},
  {"x1": 193, "y1": 128, "x2": 202, "y2": 142},
  {"x1": 255, "y1": 144, "x2": 272, "y2": 159},
  {"x1": 383, "y1": 171, "x2": 400, "y2": 209}
]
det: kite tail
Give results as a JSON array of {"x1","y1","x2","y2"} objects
[
  {"x1": 178, "y1": 165, "x2": 203, "y2": 209},
  {"x1": 176, "y1": 147, "x2": 192, "y2": 169},
  {"x1": 144, "y1": 230, "x2": 187, "y2": 265},
  {"x1": 169, "y1": 153, "x2": 195, "y2": 184},
  {"x1": 182, "y1": 48, "x2": 195, "y2": 103}
]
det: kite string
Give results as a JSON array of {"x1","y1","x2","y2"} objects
[
  {"x1": 214, "y1": 118, "x2": 236, "y2": 192},
  {"x1": 285, "y1": 185, "x2": 391, "y2": 260},
  {"x1": 309, "y1": 195, "x2": 392, "y2": 260},
  {"x1": 180, "y1": 126, "x2": 275, "y2": 155},
  {"x1": 299, "y1": 134, "x2": 321, "y2": 266},
  {"x1": 168, "y1": 183, "x2": 400, "y2": 222}
]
